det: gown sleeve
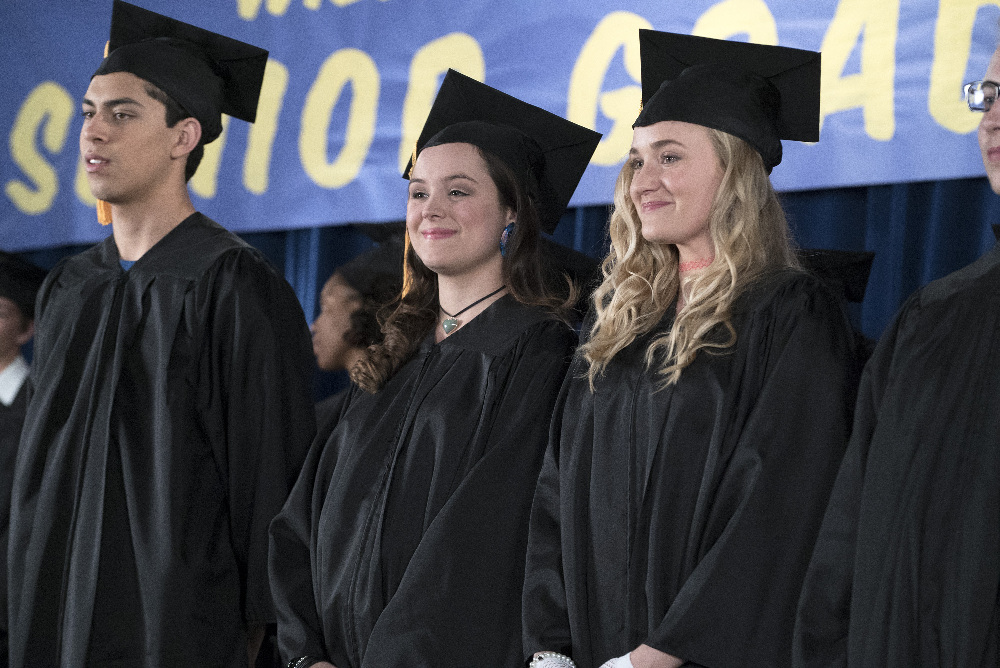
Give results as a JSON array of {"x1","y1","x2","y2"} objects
[
  {"x1": 645, "y1": 280, "x2": 860, "y2": 666},
  {"x1": 790, "y1": 294, "x2": 913, "y2": 667},
  {"x1": 360, "y1": 322, "x2": 575, "y2": 667},
  {"x1": 269, "y1": 430, "x2": 335, "y2": 662},
  {"x1": 208, "y1": 250, "x2": 317, "y2": 627},
  {"x1": 521, "y1": 361, "x2": 579, "y2": 658}
]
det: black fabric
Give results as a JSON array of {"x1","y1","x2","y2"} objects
[
  {"x1": 793, "y1": 242, "x2": 1000, "y2": 667},
  {"x1": 313, "y1": 387, "x2": 351, "y2": 451},
  {"x1": 0, "y1": 382, "x2": 27, "y2": 668},
  {"x1": 337, "y1": 242, "x2": 404, "y2": 301},
  {"x1": 523, "y1": 271, "x2": 861, "y2": 668},
  {"x1": 0, "y1": 251, "x2": 46, "y2": 320},
  {"x1": 634, "y1": 30, "x2": 820, "y2": 172},
  {"x1": 637, "y1": 65, "x2": 784, "y2": 170},
  {"x1": 270, "y1": 296, "x2": 575, "y2": 667},
  {"x1": 93, "y1": 0, "x2": 269, "y2": 143},
  {"x1": 796, "y1": 249, "x2": 875, "y2": 304},
  {"x1": 7, "y1": 213, "x2": 316, "y2": 667}
]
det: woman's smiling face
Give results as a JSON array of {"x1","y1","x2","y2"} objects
[
  {"x1": 628, "y1": 120, "x2": 724, "y2": 261},
  {"x1": 406, "y1": 142, "x2": 513, "y2": 279}
]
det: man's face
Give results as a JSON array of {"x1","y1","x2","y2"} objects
[
  {"x1": 979, "y1": 50, "x2": 1000, "y2": 194},
  {"x1": 0, "y1": 296, "x2": 32, "y2": 364},
  {"x1": 80, "y1": 71, "x2": 181, "y2": 205}
]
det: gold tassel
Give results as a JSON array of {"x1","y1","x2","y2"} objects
[{"x1": 97, "y1": 199, "x2": 112, "y2": 226}]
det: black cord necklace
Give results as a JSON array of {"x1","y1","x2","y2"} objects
[{"x1": 440, "y1": 285, "x2": 506, "y2": 335}]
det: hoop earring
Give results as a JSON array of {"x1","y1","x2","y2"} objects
[{"x1": 500, "y1": 222, "x2": 516, "y2": 257}]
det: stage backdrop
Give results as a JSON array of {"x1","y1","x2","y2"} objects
[{"x1": 3, "y1": 0, "x2": 999, "y2": 251}]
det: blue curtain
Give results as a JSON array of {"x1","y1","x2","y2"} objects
[{"x1": 17, "y1": 176, "x2": 1000, "y2": 398}]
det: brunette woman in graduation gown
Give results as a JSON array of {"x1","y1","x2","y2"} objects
[
  {"x1": 523, "y1": 32, "x2": 861, "y2": 668},
  {"x1": 269, "y1": 70, "x2": 600, "y2": 668}
]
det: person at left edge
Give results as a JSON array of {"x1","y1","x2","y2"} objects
[
  {"x1": 0, "y1": 251, "x2": 46, "y2": 668},
  {"x1": 269, "y1": 69, "x2": 601, "y2": 668},
  {"x1": 7, "y1": 2, "x2": 316, "y2": 667}
]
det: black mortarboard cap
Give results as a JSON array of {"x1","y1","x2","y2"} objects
[
  {"x1": 0, "y1": 251, "x2": 47, "y2": 320},
  {"x1": 92, "y1": 0, "x2": 268, "y2": 144},
  {"x1": 634, "y1": 30, "x2": 820, "y2": 172},
  {"x1": 797, "y1": 248, "x2": 874, "y2": 303},
  {"x1": 339, "y1": 223, "x2": 405, "y2": 300},
  {"x1": 403, "y1": 70, "x2": 602, "y2": 234}
]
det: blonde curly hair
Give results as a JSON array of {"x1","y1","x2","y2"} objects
[{"x1": 579, "y1": 127, "x2": 800, "y2": 388}]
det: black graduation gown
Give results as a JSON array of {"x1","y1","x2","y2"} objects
[
  {"x1": 8, "y1": 213, "x2": 316, "y2": 668},
  {"x1": 0, "y1": 381, "x2": 26, "y2": 668},
  {"x1": 314, "y1": 387, "x2": 351, "y2": 450},
  {"x1": 269, "y1": 296, "x2": 575, "y2": 667},
  {"x1": 793, "y1": 243, "x2": 1000, "y2": 667},
  {"x1": 523, "y1": 271, "x2": 861, "y2": 668}
]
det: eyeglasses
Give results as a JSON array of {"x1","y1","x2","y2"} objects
[{"x1": 964, "y1": 80, "x2": 1000, "y2": 111}]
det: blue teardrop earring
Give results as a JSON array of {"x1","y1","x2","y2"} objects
[{"x1": 500, "y1": 222, "x2": 516, "y2": 257}]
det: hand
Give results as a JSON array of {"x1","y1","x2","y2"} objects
[{"x1": 628, "y1": 644, "x2": 683, "y2": 668}]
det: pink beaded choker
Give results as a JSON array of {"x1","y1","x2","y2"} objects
[{"x1": 678, "y1": 257, "x2": 714, "y2": 272}]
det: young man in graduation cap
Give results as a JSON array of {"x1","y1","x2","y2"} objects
[
  {"x1": 6, "y1": 2, "x2": 316, "y2": 666},
  {"x1": 793, "y1": 47, "x2": 1000, "y2": 667}
]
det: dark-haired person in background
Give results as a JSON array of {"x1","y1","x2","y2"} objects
[
  {"x1": 311, "y1": 227, "x2": 404, "y2": 440},
  {"x1": 269, "y1": 70, "x2": 600, "y2": 668},
  {"x1": 0, "y1": 251, "x2": 45, "y2": 458},
  {"x1": 7, "y1": 3, "x2": 315, "y2": 666},
  {"x1": 0, "y1": 250, "x2": 45, "y2": 668},
  {"x1": 793, "y1": 44, "x2": 1000, "y2": 668}
]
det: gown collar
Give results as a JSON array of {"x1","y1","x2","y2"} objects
[{"x1": 0, "y1": 354, "x2": 29, "y2": 407}]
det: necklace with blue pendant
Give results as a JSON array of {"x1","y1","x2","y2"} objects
[{"x1": 440, "y1": 285, "x2": 506, "y2": 335}]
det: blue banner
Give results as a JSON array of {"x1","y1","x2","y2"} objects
[{"x1": 3, "y1": 0, "x2": 999, "y2": 251}]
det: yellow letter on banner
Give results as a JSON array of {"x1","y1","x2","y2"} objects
[
  {"x1": 398, "y1": 33, "x2": 485, "y2": 174},
  {"x1": 820, "y1": 0, "x2": 899, "y2": 140},
  {"x1": 929, "y1": 0, "x2": 1000, "y2": 134},
  {"x1": 568, "y1": 12, "x2": 652, "y2": 166},
  {"x1": 6, "y1": 82, "x2": 74, "y2": 215},
  {"x1": 190, "y1": 116, "x2": 231, "y2": 199},
  {"x1": 245, "y1": 59, "x2": 290, "y2": 194},
  {"x1": 692, "y1": 0, "x2": 778, "y2": 44},
  {"x1": 237, "y1": 0, "x2": 292, "y2": 20},
  {"x1": 300, "y1": 48, "x2": 380, "y2": 189}
]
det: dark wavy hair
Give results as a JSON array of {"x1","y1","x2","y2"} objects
[
  {"x1": 350, "y1": 145, "x2": 577, "y2": 392},
  {"x1": 143, "y1": 83, "x2": 204, "y2": 182},
  {"x1": 342, "y1": 272, "x2": 401, "y2": 348}
]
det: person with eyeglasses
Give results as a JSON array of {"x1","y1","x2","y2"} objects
[{"x1": 792, "y1": 50, "x2": 1000, "y2": 668}]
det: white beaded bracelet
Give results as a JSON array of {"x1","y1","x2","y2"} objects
[{"x1": 530, "y1": 652, "x2": 577, "y2": 668}]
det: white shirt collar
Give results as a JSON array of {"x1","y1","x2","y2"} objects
[{"x1": 0, "y1": 355, "x2": 29, "y2": 407}]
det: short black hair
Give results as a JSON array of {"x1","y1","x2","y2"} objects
[{"x1": 144, "y1": 82, "x2": 205, "y2": 182}]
